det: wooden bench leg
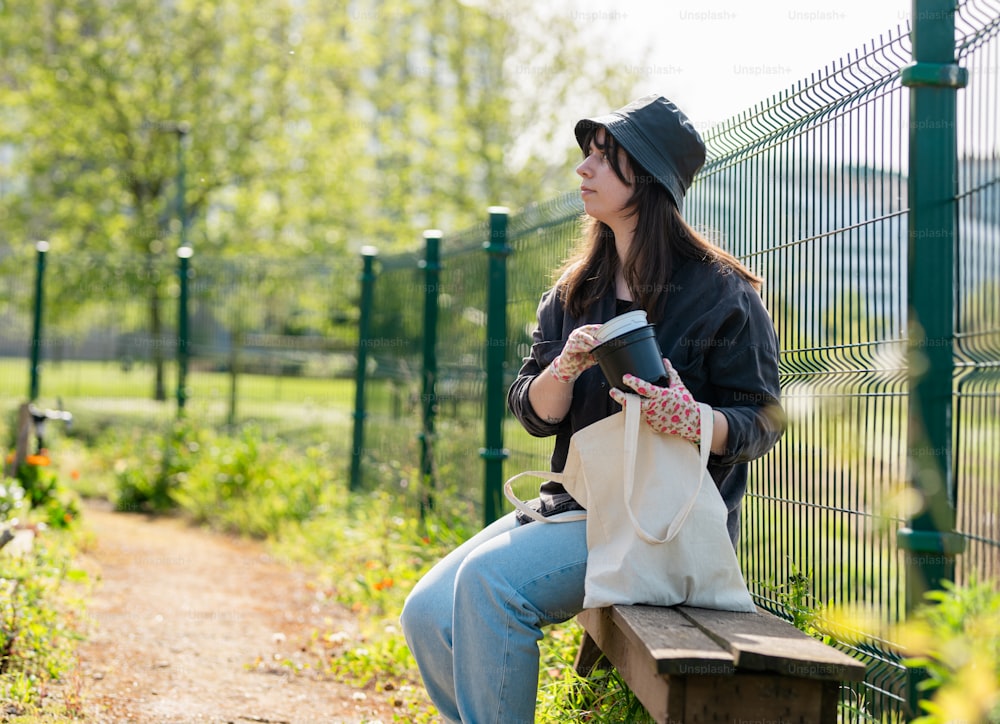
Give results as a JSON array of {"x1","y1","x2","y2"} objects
[{"x1": 573, "y1": 629, "x2": 608, "y2": 676}]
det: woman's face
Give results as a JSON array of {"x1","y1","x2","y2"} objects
[{"x1": 576, "y1": 128, "x2": 633, "y2": 227}]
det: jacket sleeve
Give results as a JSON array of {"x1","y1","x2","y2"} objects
[
  {"x1": 507, "y1": 289, "x2": 569, "y2": 438},
  {"x1": 707, "y1": 288, "x2": 785, "y2": 466}
]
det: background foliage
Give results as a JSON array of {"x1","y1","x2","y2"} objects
[
  {"x1": 0, "y1": 0, "x2": 636, "y2": 259},
  {"x1": 0, "y1": 0, "x2": 637, "y2": 401}
]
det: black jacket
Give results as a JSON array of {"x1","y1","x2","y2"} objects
[{"x1": 507, "y1": 256, "x2": 785, "y2": 544}]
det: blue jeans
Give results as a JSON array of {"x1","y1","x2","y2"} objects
[{"x1": 400, "y1": 511, "x2": 588, "y2": 723}]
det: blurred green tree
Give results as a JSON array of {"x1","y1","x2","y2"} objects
[{"x1": 0, "y1": 0, "x2": 637, "y2": 399}]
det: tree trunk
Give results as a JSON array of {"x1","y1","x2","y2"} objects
[{"x1": 150, "y1": 279, "x2": 166, "y2": 402}]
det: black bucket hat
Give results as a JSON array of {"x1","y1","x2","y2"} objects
[{"x1": 574, "y1": 94, "x2": 706, "y2": 212}]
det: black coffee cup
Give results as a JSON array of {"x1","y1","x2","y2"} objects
[{"x1": 593, "y1": 324, "x2": 668, "y2": 391}]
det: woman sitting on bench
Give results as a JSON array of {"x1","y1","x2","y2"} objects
[{"x1": 400, "y1": 94, "x2": 785, "y2": 724}]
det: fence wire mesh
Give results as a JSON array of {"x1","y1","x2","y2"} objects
[
  {"x1": 954, "y1": 0, "x2": 1000, "y2": 587},
  {"x1": 0, "y1": 252, "x2": 357, "y2": 432},
  {"x1": 688, "y1": 25, "x2": 915, "y2": 718}
]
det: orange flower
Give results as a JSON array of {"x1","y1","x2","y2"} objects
[
  {"x1": 25, "y1": 454, "x2": 51, "y2": 466},
  {"x1": 373, "y1": 577, "x2": 394, "y2": 591},
  {"x1": 70, "y1": 470, "x2": 80, "y2": 481}
]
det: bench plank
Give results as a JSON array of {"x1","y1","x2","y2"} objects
[
  {"x1": 678, "y1": 606, "x2": 867, "y2": 682},
  {"x1": 579, "y1": 605, "x2": 734, "y2": 676}
]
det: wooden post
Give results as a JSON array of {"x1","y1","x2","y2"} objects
[{"x1": 7, "y1": 403, "x2": 32, "y2": 478}]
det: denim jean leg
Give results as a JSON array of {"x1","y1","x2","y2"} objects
[
  {"x1": 451, "y1": 514, "x2": 587, "y2": 724},
  {"x1": 400, "y1": 513, "x2": 522, "y2": 723}
]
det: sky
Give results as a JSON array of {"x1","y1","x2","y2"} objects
[{"x1": 564, "y1": 0, "x2": 913, "y2": 130}]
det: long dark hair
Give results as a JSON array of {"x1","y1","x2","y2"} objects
[{"x1": 559, "y1": 125, "x2": 762, "y2": 321}]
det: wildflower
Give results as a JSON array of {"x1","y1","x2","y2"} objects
[
  {"x1": 373, "y1": 577, "x2": 394, "y2": 591},
  {"x1": 25, "y1": 453, "x2": 51, "y2": 466},
  {"x1": 326, "y1": 630, "x2": 350, "y2": 645}
]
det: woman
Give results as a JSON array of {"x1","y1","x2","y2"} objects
[{"x1": 400, "y1": 94, "x2": 784, "y2": 724}]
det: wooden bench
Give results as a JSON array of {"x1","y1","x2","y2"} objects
[{"x1": 575, "y1": 605, "x2": 867, "y2": 724}]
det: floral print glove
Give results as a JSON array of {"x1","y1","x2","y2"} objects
[
  {"x1": 609, "y1": 358, "x2": 703, "y2": 445},
  {"x1": 548, "y1": 324, "x2": 602, "y2": 383}
]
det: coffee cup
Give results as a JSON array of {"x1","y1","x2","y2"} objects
[
  {"x1": 594, "y1": 310, "x2": 648, "y2": 344},
  {"x1": 592, "y1": 310, "x2": 668, "y2": 391}
]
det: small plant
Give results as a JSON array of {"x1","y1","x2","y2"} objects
[
  {"x1": 2, "y1": 452, "x2": 80, "y2": 531},
  {"x1": 896, "y1": 578, "x2": 1000, "y2": 723},
  {"x1": 759, "y1": 561, "x2": 831, "y2": 642},
  {"x1": 111, "y1": 420, "x2": 199, "y2": 513},
  {"x1": 174, "y1": 425, "x2": 331, "y2": 538},
  {"x1": 0, "y1": 481, "x2": 26, "y2": 522},
  {"x1": 0, "y1": 527, "x2": 88, "y2": 716},
  {"x1": 535, "y1": 621, "x2": 655, "y2": 723}
]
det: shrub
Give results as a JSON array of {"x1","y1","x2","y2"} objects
[
  {"x1": 0, "y1": 529, "x2": 87, "y2": 717},
  {"x1": 898, "y1": 578, "x2": 1000, "y2": 723},
  {"x1": 109, "y1": 420, "x2": 199, "y2": 513},
  {"x1": 175, "y1": 425, "x2": 332, "y2": 538}
]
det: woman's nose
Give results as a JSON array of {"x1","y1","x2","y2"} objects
[{"x1": 576, "y1": 158, "x2": 591, "y2": 178}]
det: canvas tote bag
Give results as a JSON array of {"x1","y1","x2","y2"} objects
[{"x1": 504, "y1": 393, "x2": 755, "y2": 612}]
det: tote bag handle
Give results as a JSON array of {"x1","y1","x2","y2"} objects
[
  {"x1": 621, "y1": 395, "x2": 713, "y2": 545},
  {"x1": 503, "y1": 470, "x2": 587, "y2": 523}
]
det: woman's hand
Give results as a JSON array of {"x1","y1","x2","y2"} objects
[
  {"x1": 547, "y1": 324, "x2": 602, "y2": 383},
  {"x1": 609, "y1": 359, "x2": 702, "y2": 445}
]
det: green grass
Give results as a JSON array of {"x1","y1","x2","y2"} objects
[
  {"x1": 895, "y1": 578, "x2": 1000, "y2": 723},
  {"x1": 0, "y1": 415, "x2": 90, "y2": 719},
  {"x1": 0, "y1": 531, "x2": 89, "y2": 720},
  {"x1": 0, "y1": 358, "x2": 355, "y2": 415}
]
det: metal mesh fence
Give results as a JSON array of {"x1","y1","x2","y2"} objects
[
  {"x1": 954, "y1": 0, "x2": 1000, "y2": 587},
  {"x1": 503, "y1": 194, "x2": 587, "y2": 476},
  {"x1": 686, "y1": 26, "x2": 914, "y2": 718},
  {"x1": 362, "y1": 201, "x2": 586, "y2": 511},
  {"x1": 0, "y1": 252, "x2": 357, "y2": 433}
]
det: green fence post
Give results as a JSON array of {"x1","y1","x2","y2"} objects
[
  {"x1": 350, "y1": 246, "x2": 378, "y2": 492},
  {"x1": 176, "y1": 246, "x2": 192, "y2": 414},
  {"x1": 898, "y1": 0, "x2": 968, "y2": 714},
  {"x1": 174, "y1": 122, "x2": 191, "y2": 415},
  {"x1": 480, "y1": 207, "x2": 511, "y2": 526},
  {"x1": 28, "y1": 240, "x2": 49, "y2": 402},
  {"x1": 419, "y1": 230, "x2": 442, "y2": 517}
]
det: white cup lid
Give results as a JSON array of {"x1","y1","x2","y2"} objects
[{"x1": 595, "y1": 309, "x2": 648, "y2": 342}]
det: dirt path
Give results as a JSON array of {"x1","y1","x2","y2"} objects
[{"x1": 74, "y1": 502, "x2": 402, "y2": 723}]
